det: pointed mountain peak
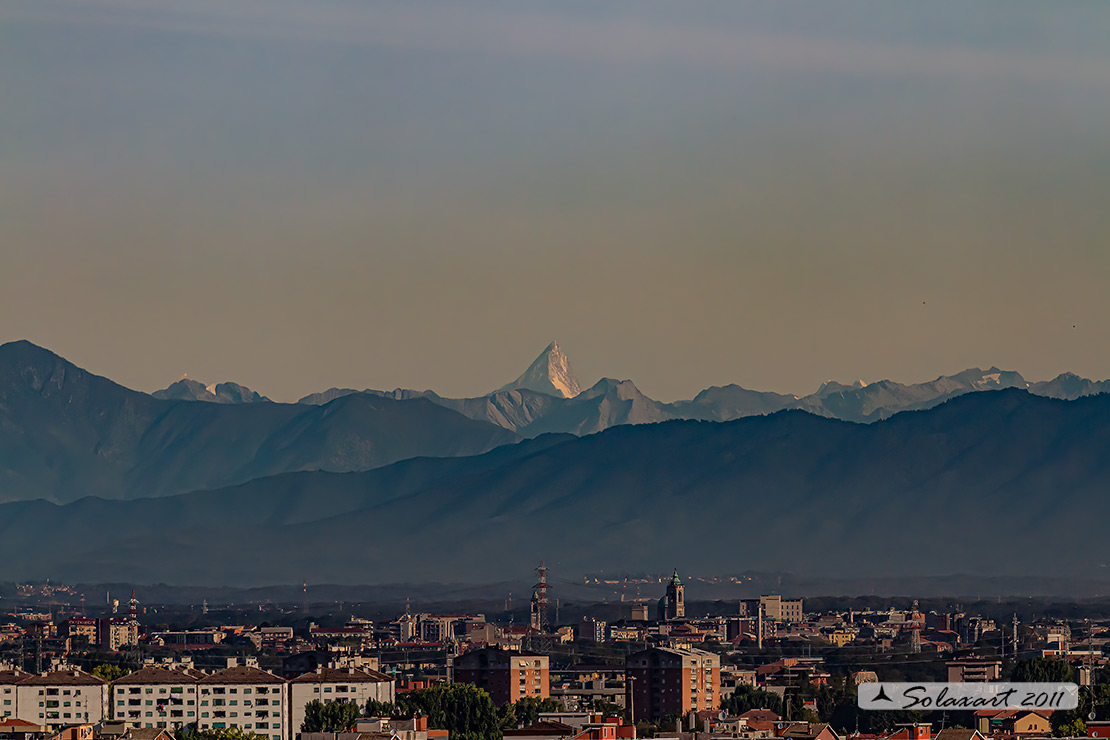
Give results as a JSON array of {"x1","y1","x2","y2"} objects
[{"x1": 496, "y1": 341, "x2": 582, "y2": 398}]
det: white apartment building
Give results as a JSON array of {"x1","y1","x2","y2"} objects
[
  {"x1": 197, "y1": 665, "x2": 288, "y2": 740},
  {"x1": 13, "y1": 669, "x2": 109, "y2": 728},
  {"x1": 112, "y1": 665, "x2": 203, "y2": 731},
  {"x1": 288, "y1": 666, "x2": 394, "y2": 735},
  {"x1": 759, "y1": 595, "x2": 804, "y2": 623},
  {"x1": 0, "y1": 668, "x2": 32, "y2": 719}
]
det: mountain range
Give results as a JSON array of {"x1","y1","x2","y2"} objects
[
  {"x1": 3, "y1": 338, "x2": 1110, "y2": 587},
  {"x1": 295, "y1": 341, "x2": 1110, "y2": 434},
  {"x1": 0, "y1": 340, "x2": 517, "y2": 504},
  {"x1": 3, "y1": 339, "x2": 1110, "y2": 505},
  {"x1": 2, "y1": 387, "x2": 1109, "y2": 585}
]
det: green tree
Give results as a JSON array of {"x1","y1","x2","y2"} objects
[
  {"x1": 1013, "y1": 658, "x2": 1076, "y2": 684},
  {"x1": 181, "y1": 729, "x2": 264, "y2": 740},
  {"x1": 301, "y1": 699, "x2": 363, "y2": 732},
  {"x1": 365, "y1": 699, "x2": 394, "y2": 718},
  {"x1": 1054, "y1": 719, "x2": 1086, "y2": 738},
  {"x1": 497, "y1": 704, "x2": 516, "y2": 732},
  {"x1": 91, "y1": 664, "x2": 126, "y2": 682},
  {"x1": 395, "y1": 683, "x2": 502, "y2": 740},
  {"x1": 721, "y1": 685, "x2": 784, "y2": 716},
  {"x1": 510, "y1": 697, "x2": 564, "y2": 728}
]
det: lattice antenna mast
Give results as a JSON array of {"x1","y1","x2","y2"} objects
[{"x1": 533, "y1": 561, "x2": 551, "y2": 630}]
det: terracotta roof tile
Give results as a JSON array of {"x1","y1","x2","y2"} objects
[
  {"x1": 290, "y1": 667, "x2": 392, "y2": 684},
  {"x1": 197, "y1": 666, "x2": 283, "y2": 684}
]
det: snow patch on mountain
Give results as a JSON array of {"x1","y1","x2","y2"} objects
[{"x1": 496, "y1": 341, "x2": 582, "y2": 398}]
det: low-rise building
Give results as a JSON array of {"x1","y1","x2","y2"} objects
[
  {"x1": 946, "y1": 659, "x2": 1002, "y2": 683},
  {"x1": 112, "y1": 665, "x2": 202, "y2": 731},
  {"x1": 289, "y1": 666, "x2": 394, "y2": 734},
  {"x1": 15, "y1": 669, "x2": 108, "y2": 729},
  {"x1": 197, "y1": 665, "x2": 287, "y2": 740},
  {"x1": 0, "y1": 670, "x2": 33, "y2": 720}
]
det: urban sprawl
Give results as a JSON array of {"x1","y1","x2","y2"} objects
[{"x1": 1, "y1": 569, "x2": 1107, "y2": 740}]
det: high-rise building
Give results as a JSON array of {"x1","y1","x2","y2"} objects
[
  {"x1": 453, "y1": 648, "x2": 549, "y2": 705},
  {"x1": 625, "y1": 647, "x2": 719, "y2": 722}
]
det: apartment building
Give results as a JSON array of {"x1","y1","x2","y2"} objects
[
  {"x1": 13, "y1": 669, "x2": 108, "y2": 729},
  {"x1": 946, "y1": 659, "x2": 1002, "y2": 683},
  {"x1": 453, "y1": 648, "x2": 549, "y2": 705},
  {"x1": 625, "y1": 647, "x2": 720, "y2": 722},
  {"x1": 757, "y1": 596, "x2": 804, "y2": 624},
  {"x1": 112, "y1": 666, "x2": 203, "y2": 731},
  {"x1": 197, "y1": 666, "x2": 287, "y2": 740},
  {"x1": 288, "y1": 666, "x2": 394, "y2": 734},
  {"x1": 0, "y1": 669, "x2": 32, "y2": 719}
]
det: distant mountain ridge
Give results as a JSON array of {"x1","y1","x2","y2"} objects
[
  {"x1": 153, "y1": 378, "x2": 270, "y2": 403},
  {"x1": 296, "y1": 343, "x2": 1109, "y2": 435},
  {"x1": 3, "y1": 338, "x2": 1109, "y2": 506},
  {"x1": 4, "y1": 388, "x2": 1110, "y2": 585},
  {"x1": 0, "y1": 340, "x2": 518, "y2": 504}
]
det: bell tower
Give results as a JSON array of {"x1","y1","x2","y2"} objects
[{"x1": 665, "y1": 569, "x2": 685, "y2": 620}]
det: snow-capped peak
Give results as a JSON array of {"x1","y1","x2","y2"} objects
[{"x1": 495, "y1": 341, "x2": 582, "y2": 398}]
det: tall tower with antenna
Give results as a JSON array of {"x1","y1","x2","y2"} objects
[{"x1": 532, "y1": 561, "x2": 551, "y2": 631}]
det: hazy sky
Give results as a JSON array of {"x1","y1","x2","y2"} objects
[{"x1": 3, "y1": 0, "x2": 1109, "y2": 402}]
